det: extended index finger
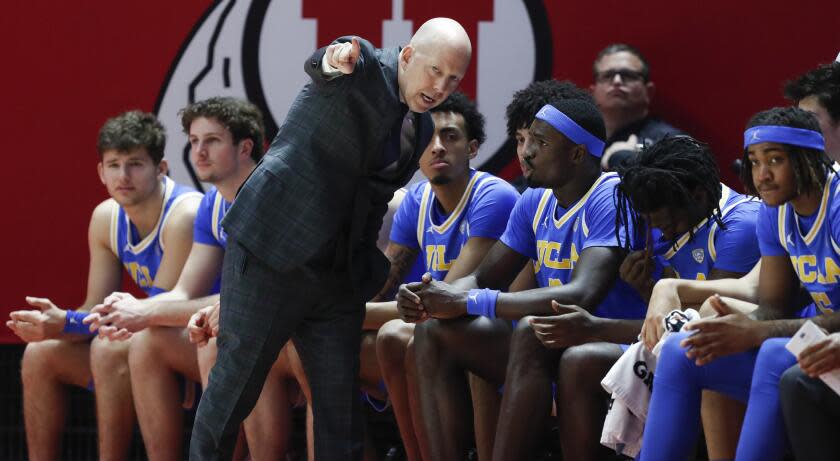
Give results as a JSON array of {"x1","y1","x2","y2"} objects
[{"x1": 350, "y1": 37, "x2": 360, "y2": 57}]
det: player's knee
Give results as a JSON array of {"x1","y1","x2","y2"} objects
[
  {"x1": 414, "y1": 318, "x2": 443, "y2": 351},
  {"x1": 559, "y1": 343, "x2": 599, "y2": 373},
  {"x1": 660, "y1": 332, "x2": 690, "y2": 358},
  {"x1": 510, "y1": 317, "x2": 543, "y2": 353},
  {"x1": 376, "y1": 320, "x2": 411, "y2": 366},
  {"x1": 753, "y1": 337, "x2": 796, "y2": 386},
  {"x1": 559, "y1": 343, "x2": 613, "y2": 389},
  {"x1": 756, "y1": 337, "x2": 788, "y2": 362},
  {"x1": 90, "y1": 336, "x2": 130, "y2": 379},
  {"x1": 656, "y1": 332, "x2": 696, "y2": 378},
  {"x1": 21, "y1": 341, "x2": 60, "y2": 385},
  {"x1": 127, "y1": 328, "x2": 163, "y2": 371}
]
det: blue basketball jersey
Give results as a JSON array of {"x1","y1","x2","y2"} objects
[
  {"x1": 390, "y1": 170, "x2": 519, "y2": 281},
  {"x1": 108, "y1": 177, "x2": 202, "y2": 296},
  {"x1": 757, "y1": 172, "x2": 840, "y2": 314},
  {"x1": 654, "y1": 184, "x2": 761, "y2": 280},
  {"x1": 194, "y1": 187, "x2": 230, "y2": 249},
  {"x1": 193, "y1": 186, "x2": 230, "y2": 294},
  {"x1": 500, "y1": 173, "x2": 647, "y2": 319}
]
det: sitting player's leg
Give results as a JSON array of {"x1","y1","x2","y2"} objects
[
  {"x1": 89, "y1": 336, "x2": 136, "y2": 461},
  {"x1": 701, "y1": 391, "x2": 746, "y2": 461},
  {"x1": 468, "y1": 372, "x2": 501, "y2": 461},
  {"x1": 734, "y1": 338, "x2": 798, "y2": 461},
  {"x1": 282, "y1": 340, "x2": 315, "y2": 461},
  {"x1": 466, "y1": 263, "x2": 534, "y2": 461},
  {"x1": 640, "y1": 333, "x2": 756, "y2": 461},
  {"x1": 360, "y1": 330, "x2": 385, "y2": 400},
  {"x1": 128, "y1": 326, "x2": 201, "y2": 461},
  {"x1": 376, "y1": 319, "x2": 421, "y2": 460},
  {"x1": 491, "y1": 318, "x2": 561, "y2": 461},
  {"x1": 403, "y1": 336, "x2": 431, "y2": 460},
  {"x1": 697, "y1": 295, "x2": 752, "y2": 460},
  {"x1": 196, "y1": 338, "x2": 216, "y2": 387},
  {"x1": 21, "y1": 340, "x2": 92, "y2": 461},
  {"x1": 556, "y1": 342, "x2": 624, "y2": 461},
  {"x1": 414, "y1": 316, "x2": 512, "y2": 461}
]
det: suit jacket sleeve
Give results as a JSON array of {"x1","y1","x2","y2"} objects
[{"x1": 304, "y1": 36, "x2": 369, "y2": 85}]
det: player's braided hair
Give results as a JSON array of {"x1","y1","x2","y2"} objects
[
  {"x1": 615, "y1": 136, "x2": 723, "y2": 249},
  {"x1": 740, "y1": 107, "x2": 833, "y2": 197}
]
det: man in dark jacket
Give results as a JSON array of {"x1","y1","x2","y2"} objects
[{"x1": 189, "y1": 17, "x2": 472, "y2": 461}]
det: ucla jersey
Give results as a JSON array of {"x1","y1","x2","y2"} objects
[
  {"x1": 390, "y1": 170, "x2": 519, "y2": 281},
  {"x1": 654, "y1": 184, "x2": 761, "y2": 280},
  {"x1": 193, "y1": 186, "x2": 230, "y2": 294},
  {"x1": 108, "y1": 177, "x2": 202, "y2": 296},
  {"x1": 758, "y1": 172, "x2": 840, "y2": 315},
  {"x1": 501, "y1": 173, "x2": 646, "y2": 319},
  {"x1": 194, "y1": 186, "x2": 230, "y2": 249}
]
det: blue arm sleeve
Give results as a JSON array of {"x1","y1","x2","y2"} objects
[
  {"x1": 712, "y1": 201, "x2": 762, "y2": 272},
  {"x1": 499, "y1": 189, "x2": 539, "y2": 260}
]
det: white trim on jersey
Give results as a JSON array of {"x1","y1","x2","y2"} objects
[
  {"x1": 416, "y1": 172, "x2": 488, "y2": 248},
  {"x1": 108, "y1": 200, "x2": 120, "y2": 257},
  {"x1": 664, "y1": 185, "x2": 732, "y2": 260},
  {"x1": 210, "y1": 191, "x2": 226, "y2": 243}
]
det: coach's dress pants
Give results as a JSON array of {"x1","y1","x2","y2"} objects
[{"x1": 190, "y1": 237, "x2": 365, "y2": 460}]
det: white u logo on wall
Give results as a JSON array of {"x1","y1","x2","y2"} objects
[{"x1": 156, "y1": 0, "x2": 552, "y2": 190}]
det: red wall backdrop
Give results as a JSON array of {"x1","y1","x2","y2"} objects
[{"x1": 1, "y1": 1, "x2": 837, "y2": 343}]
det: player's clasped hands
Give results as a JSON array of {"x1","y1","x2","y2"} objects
[
  {"x1": 84, "y1": 292, "x2": 146, "y2": 341},
  {"x1": 188, "y1": 302, "x2": 220, "y2": 347},
  {"x1": 325, "y1": 37, "x2": 361, "y2": 74},
  {"x1": 396, "y1": 273, "x2": 468, "y2": 321}
]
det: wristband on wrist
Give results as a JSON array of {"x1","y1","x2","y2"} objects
[
  {"x1": 466, "y1": 288, "x2": 500, "y2": 319},
  {"x1": 63, "y1": 310, "x2": 94, "y2": 335}
]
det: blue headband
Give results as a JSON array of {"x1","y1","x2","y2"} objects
[
  {"x1": 743, "y1": 125, "x2": 825, "y2": 151},
  {"x1": 535, "y1": 104, "x2": 605, "y2": 157}
]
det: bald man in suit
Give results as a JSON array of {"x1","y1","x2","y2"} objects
[{"x1": 190, "y1": 18, "x2": 472, "y2": 460}]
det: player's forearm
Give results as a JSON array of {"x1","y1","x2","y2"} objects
[
  {"x1": 494, "y1": 284, "x2": 593, "y2": 320},
  {"x1": 364, "y1": 301, "x2": 400, "y2": 330},
  {"x1": 148, "y1": 294, "x2": 220, "y2": 327},
  {"x1": 664, "y1": 276, "x2": 757, "y2": 307},
  {"x1": 450, "y1": 274, "x2": 481, "y2": 291},
  {"x1": 589, "y1": 318, "x2": 644, "y2": 344}
]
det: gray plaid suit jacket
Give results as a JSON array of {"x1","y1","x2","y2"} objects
[{"x1": 222, "y1": 37, "x2": 433, "y2": 298}]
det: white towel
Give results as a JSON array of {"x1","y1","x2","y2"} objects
[{"x1": 600, "y1": 309, "x2": 699, "y2": 457}]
